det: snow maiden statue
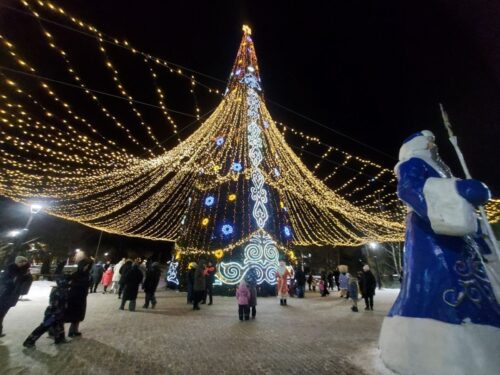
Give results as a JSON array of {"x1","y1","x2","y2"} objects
[{"x1": 379, "y1": 130, "x2": 500, "y2": 375}]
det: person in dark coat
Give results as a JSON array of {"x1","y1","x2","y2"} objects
[
  {"x1": 333, "y1": 269, "x2": 340, "y2": 291},
  {"x1": 320, "y1": 270, "x2": 329, "y2": 297},
  {"x1": 245, "y1": 267, "x2": 258, "y2": 318},
  {"x1": 120, "y1": 263, "x2": 143, "y2": 311},
  {"x1": 307, "y1": 273, "x2": 313, "y2": 291},
  {"x1": 192, "y1": 261, "x2": 205, "y2": 310},
  {"x1": 23, "y1": 276, "x2": 69, "y2": 347},
  {"x1": 202, "y1": 261, "x2": 216, "y2": 305},
  {"x1": 327, "y1": 271, "x2": 334, "y2": 291},
  {"x1": 89, "y1": 262, "x2": 104, "y2": 293},
  {"x1": 118, "y1": 259, "x2": 133, "y2": 299},
  {"x1": 294, "y1": 267, "x2": 306, "y2": 298},
  {"x1": 186, "y1": 262, "x2": 196, "y2": 304},
  {"x1": 0, "y1": 256, "x2": 31, "y2": 337},
  {"x1": 360, "y1": 265, "x2": 376, "y2": 310},
  {"x1": 54, "y1": 259, "x2": 66, "y2": 276},
  {"x1": 65, "y1": 253, "x2": 93, "y2": 337},
  {"x1": 143, "y1": 262, "x2": 161, "y2": 309}
]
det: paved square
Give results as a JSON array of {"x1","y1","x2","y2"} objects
[{"x1": 0, "y1": 282, "x2": 398, "y2": 374}]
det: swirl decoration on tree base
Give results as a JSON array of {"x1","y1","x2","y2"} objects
[{"x1": 216, "y1": 233, "x2": 279, "y2": 285}]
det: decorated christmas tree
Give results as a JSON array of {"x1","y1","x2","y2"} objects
[{"x1": 174, "y1": 25, "x2": 401, "y2": 291}]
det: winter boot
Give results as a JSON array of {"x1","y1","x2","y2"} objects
[
  {"x1": 351, "y1": 306, "x2": 359, "y2": 312},
  {"x1": 23, "y1": 335, "x2": 37, "y2": 348},
  {"x1": 284, "y1": 299, "x2": 287, "y2": 306},
  {"x1": 129, "y1": 300, "x2": 136, "y2": 312},
  {"x1": 280, "y1": 299, "x2": 284, "y2": 306}
]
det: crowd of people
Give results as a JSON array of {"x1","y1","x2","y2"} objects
[
  {"x1": 0, "y1": 252, "x2": 380, "y2": 348},
  {"x1": 0, "y1": 251, "x2": 165, "y2": 348}
]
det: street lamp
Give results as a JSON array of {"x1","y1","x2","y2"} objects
[
  {"x1": 368, "y1": 242, "x2": 383, "y2": 290},
  {"x1": 8, "y1": 229, "x2": 22, "y2": 237},
  {"x1": 30, "y1": 203, "x2": 42, "y2": 214}
]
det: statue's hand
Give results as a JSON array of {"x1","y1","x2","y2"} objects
[{"x1": 456, "y1": 179, "x2": 491, "y2": 207}]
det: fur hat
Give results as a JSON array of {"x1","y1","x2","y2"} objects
[
  {"x1": 338, "y1": 265, "x2": 348, "y2": 273},
  {"x1": 15, "y1": 256, "x2": 28, "y2": 265}
]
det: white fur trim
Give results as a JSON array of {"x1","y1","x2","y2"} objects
[
  {"x1": 423, "y1": 177, "x2": 477, "y2": 236},
  {"x1": 379, "y1": 316, "x2": 500, "y2": 375}
]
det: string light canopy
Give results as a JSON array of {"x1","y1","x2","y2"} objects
[{"x1": 1, "y1": 2, "x2": 497, "y2": 282}]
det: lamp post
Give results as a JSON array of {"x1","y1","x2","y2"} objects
[
  {"x1": 368, "y1": 242, "x2": 383, "y2": 290},
  {"x1": 3, "y1": 203, "x2": 43, "y2": 266}
]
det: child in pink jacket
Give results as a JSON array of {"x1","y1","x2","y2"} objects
[
  {"x1": 101, "y1": 267, "x2": 113, "y2": 294},
  {"x1": 236, "y1": 280, "x2": 250, "y2": 321}
]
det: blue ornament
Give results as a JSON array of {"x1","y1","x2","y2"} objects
[
  {"x1": 222, "y1": 224, "x2": 233, "y2": 235},
  {"x1": 215, "y1": 136, "x2": 224, "y2": 147},
  {"x1": 232, "y1": 162, "x2": 243, "y2": 172},
  {"x1": 284, "y1": 226, "x2": 292, "y2": 237},
  {"x1": 205, "y1": 196, "x2": 215, "y2": 206}
]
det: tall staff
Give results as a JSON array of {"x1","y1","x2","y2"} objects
[{"x1": 440, "y1": 104, "x2": 500, "y2": 302}]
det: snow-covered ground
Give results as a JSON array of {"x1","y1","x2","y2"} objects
[{"x1": 1, "y1": 282, "x2": 400, "y2": 375}]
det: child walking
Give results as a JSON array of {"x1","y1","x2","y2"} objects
[
  {"x1": 348, "y1": 274, "x2": 360, "y2": 312},
  {"x1": 236, "y1": 280, "x2": 250, "y2": 321},
  {"x1": 23, "y1": 277, "x2": 69, "y2": 347},
  {"x1": 101, "y1": 267, "x2": 113, "y2": 294}
]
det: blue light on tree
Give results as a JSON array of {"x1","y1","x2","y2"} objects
[
  {"x1": 222, "y1": 224, "x2": 234, "y2": 236},
  {"x1": 283, "y1": 226, "x2": 292, "y2": 237},
  {"x1": 205, "y1": 196, "x2": 215, "y2": 206},
  {"x1": 215, "y1": 136, "x2": 224, "y2": 147},
  {"x1": 232, "y1": 162, "x2": 243, "y2": 172}
]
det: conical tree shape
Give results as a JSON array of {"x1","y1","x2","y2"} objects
[{"x1": 176, "y1": 25, "x2": 402, "y2": 286}]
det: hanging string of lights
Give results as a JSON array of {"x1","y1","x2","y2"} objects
[{"x1": 0, "y1": 1, "x2": 497, "y2": 264}]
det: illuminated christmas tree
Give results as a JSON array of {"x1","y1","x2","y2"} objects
[
  {"x1": 0, "y1": 4, "x2": 407, "y2": 292},
  {"x1": 175, "y1": 25, "x2": 400, "y2": 288}
]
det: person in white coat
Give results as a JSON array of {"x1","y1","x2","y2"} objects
[{"x1": 110, "y1": 258, "x2": 125, "y2": 294}]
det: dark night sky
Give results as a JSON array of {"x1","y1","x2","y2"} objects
[
  {"x1": 55, "y1": 0, "x2": 499, "y2": 191},
  {"x1": 0, "y1": 0, "x2": 499, "y2": 255}
]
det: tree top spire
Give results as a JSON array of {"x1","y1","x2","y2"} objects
[{"x1": 225, "y1": 24, "x2": 262, "y2": 95}]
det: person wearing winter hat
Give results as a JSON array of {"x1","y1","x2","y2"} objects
[
  {"x1": 360, "y1": 265, "x2": 376, "y2": 310},
  {"x1": 235, "y1": 280, "x2": 251, "y2": 321},
  {"x1": 0, "y1": 256, "x2": 31, "y2": 337}
]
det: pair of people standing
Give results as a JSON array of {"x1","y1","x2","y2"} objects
[
  {"x1": 235, "y1": 268, "x2": 258, "y2": 320},
  {"x1": 119, "y1": 260, "x2": 143, "y2": 311},
  {"x1": 187, "y1": 261, "x2": 215, "y2": 309}
]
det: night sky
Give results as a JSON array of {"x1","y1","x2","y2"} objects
[
  {"x1": 0, "y1": 0, "x2": 499, "y2": 256},
  {"x1": 53, "y1": 0, "x2": 499, "y2": 191}
]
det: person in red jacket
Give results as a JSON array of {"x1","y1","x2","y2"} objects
[{"x1": 101, "y1": 267, "x2": 113, "y2": 294}]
